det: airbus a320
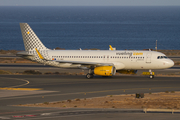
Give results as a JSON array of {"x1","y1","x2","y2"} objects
[{"x1": 17, "y1": 23, "x2": 174, "y2": 79}]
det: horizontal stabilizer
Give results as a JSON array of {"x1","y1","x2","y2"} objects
[{"x1": 16, "y1": 51, "x2": 34, "y2": 57}]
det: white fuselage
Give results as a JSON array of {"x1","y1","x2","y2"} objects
[{"x1": 33, "y1": 50, "x2": 174, "y2": 70}]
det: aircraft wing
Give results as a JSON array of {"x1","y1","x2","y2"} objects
[{"x1": 53, "y1": 60, "x2": 114, "y2": 66}]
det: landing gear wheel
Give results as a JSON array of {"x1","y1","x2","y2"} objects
[
  {"x1": 86, "y1": 73, "x2": 93, "y2": 79},
  {"x1": 149, "y1": 75, "x2": 154, "y2": 79},
  {"x1": 149, "y1": 69, "x2": 154, "y2": 79}
]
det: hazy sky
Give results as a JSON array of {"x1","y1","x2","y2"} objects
[{"x1": 0, "y1": 0, "x2": 180, "y2": 6}]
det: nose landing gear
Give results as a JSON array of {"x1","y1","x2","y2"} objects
[{"x1": 149, "y1": 70, "x2": 154, "y2": 79}]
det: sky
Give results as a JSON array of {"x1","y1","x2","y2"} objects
[{"x1": 0, "y1": 0, "x2": 180, "y2": 6}]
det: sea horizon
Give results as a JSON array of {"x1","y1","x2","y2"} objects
[{"x1": 0, "y1": 6, "x2": 179, "y2": 50}]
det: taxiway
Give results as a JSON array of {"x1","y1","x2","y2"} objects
[{"x1": 0, "y1": 75, "x2": 180, "y2": 119}]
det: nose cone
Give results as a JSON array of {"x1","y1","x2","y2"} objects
[{"x1": 165, "y1": 59, "x2": 174, "y2": 68}]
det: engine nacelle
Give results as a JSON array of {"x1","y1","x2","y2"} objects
[
  {"x1": 117, "y1": 70, "x2": 137, "y2": 74},
  {"x1": 94, "y1": 66, "x2": 116, "y2": 76}
]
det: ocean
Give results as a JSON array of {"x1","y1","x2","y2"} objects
[{"x1": 0, "y1": 6, "x2": 180, "y2": 50}]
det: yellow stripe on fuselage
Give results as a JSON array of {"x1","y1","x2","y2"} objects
[{"x1": 35, "y1": 48, "x2": 44, "y2": 59}]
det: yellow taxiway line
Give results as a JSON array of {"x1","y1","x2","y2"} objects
[
  {"x1": 0, "y1": 88, "x2": 42, "y2": 91},
  {"x1": 0, "y1": 77, "x2": 42, "y2": 91}
]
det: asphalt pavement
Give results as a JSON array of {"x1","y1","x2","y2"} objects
[{"x1": 0, "y1": 75, "x2": 180, "y2": 119}]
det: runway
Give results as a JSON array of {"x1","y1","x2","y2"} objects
[{"x1": 0, "y1": 75, "x2": 180, "y2": 119}]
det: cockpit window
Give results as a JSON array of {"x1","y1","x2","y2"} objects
[{"x1": 157, "y1": 56, "x2": 168, "y2": 59}]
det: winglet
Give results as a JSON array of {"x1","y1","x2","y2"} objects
[
  {"x1": 109, "y1": 45, "x2": 113, "y2": 50},
  {"x1": 35, "y1": 48, "x2": 44, "y2": 59}
]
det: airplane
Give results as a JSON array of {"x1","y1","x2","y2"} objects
[{"x1": 17, "y1": 23, "x2": 174, "y2": 79}]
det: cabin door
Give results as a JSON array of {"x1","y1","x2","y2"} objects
[{"x1": 146, "y1": 53, "x2": 151, "y2": 63}]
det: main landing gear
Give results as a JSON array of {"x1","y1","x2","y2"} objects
[
  {"x1": 86, "y1": 69, "x2": 94, "y2": 79},
  {"x1": 149, "y1": 69, "x2": 154, "y2": 79}
]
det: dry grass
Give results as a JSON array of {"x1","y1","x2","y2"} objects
[
  {"x1": 0, "y1": 70, "x2": 12, "y2": 74},
  {"x1": 0, "y1": 58, "x2": 36, "y2": 64},
  {"x1": 0, "y1": 49, "x2": 19, "y2": 54},
  {"x1": 22, "y1": 70, "x2": 42, "y2": 75}
]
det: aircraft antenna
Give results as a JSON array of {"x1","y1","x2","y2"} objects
[{"x1": 155, "y1": 40, "x2": 157, "y2": 51}]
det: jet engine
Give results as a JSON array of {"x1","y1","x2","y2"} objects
[
  {"x1": 94, "y1": 66, "x2": 116, "y2": 76},
  {"x1": 116, "y1": 70, "x2": 137, "y2": 74}
]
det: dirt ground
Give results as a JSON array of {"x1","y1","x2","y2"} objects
[{"x1": 19, "y1": 91, "x2": 180, "y2": 110}]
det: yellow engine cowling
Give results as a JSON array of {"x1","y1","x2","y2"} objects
[
  {"x1": 94, "y1": 66, "x2": 116, "y2": 76},
  {"x1": 117, "y1": 70, "x2": 137, "y2": 74}
]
